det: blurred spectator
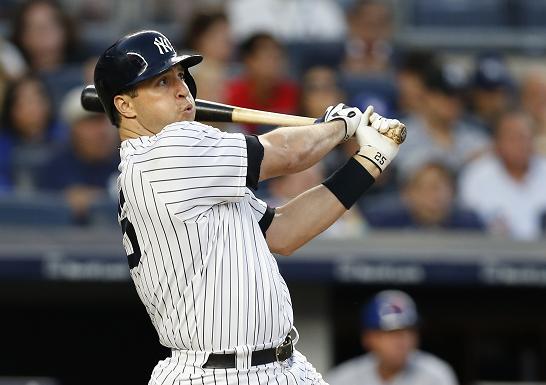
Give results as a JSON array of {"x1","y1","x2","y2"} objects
[
  {"x1": 267, "y1": 161, "x2": 366, "y2": 239},
  {"x1": 184, "y1": 8, "x2": 234, "y2": 103},
  {"x1": 467, "y1": 53, "x2": 514, "y2": 134},
  {"x1": 0, "y1": 38, "x2": 27, "y2": 80},
  {"x1": 299, "y1": 65, "x2": 345, "y2": 119},
  {"x1": 0, "y1": 74, "x2": 64, "y2": 192},
  {"x1": 395, "y1": 50, "x2": 437, "y2": 118},
  {"x1": 520, "y1": 68, "x2": 546, "y2": 157},
  {"x1": 338, "y1": 0, "x2": 398, "y2": 117},
  {"x1": 396, "y1": 63, "x2": 490, "y2": 176},
  {"x1": 10, "y1": 0, "x2": 86, "y2": 106},
  {"x1": 226, "y1": 32, "x2": 299, "y2": 134},
  {"x1": 76, "y1": 0, "x2": 112, "y2": 21},
  {"x1": 37, "y1": 87, "x2": 119, "y2": 223},
  {"x1": 82, "y1": 56, "x2": 98, "y2": 85},
  {"x1": 11, "y1": 0, "x2": 81, "y2": 72},
  {"x1": 0, "y1": 38, "x2": 27, "y2": 117},
  {"x1": 365, "y1": 153, "x2": 484, "y2": 230},
  {"x1": 342, "y1": 0, "x2": 395, "y2": 76},
  {"x1": 227, "y1": 0, "x2": 346, "y2": 42},
  {"x1": 327, "y1": 290, "x2": 458, "y2": 385},
  {"x1": 459, "y1": 110, "x2": 546, "y2": 240}
]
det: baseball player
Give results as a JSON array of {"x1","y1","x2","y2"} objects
[
  {"x1": 93, "y1": 30, "x2": 404, "y2": 385},
  {"x1": 326, "y1": 290, "x2": 458, "y2": 385}
]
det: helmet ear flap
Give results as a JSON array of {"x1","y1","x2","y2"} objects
[{"x1": 184, "y1": 69, "x2": 198, "y2": 99}]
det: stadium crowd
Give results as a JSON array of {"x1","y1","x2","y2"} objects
[{"x1": 1, "y1": 0, "x2": 546, "y2": 240}]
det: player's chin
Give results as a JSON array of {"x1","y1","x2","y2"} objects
[{"x1": 179, "y1": 106, "x2": 196, "y2": 122}]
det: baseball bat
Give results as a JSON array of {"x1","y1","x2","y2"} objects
[
  {"x1": 80, "y1": 85, "x2": 315, "y2": 127},
  {"x1": 80, "y1": 85, "x2": 406, "y2": 144}
]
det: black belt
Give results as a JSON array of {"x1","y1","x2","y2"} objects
[{"x1": 202, "y1": 335, "x2": 294, "y2": 369}]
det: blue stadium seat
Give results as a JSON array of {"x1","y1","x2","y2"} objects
[
  {"x1": 0, "y1": 193, "x2": 72, "y2": 226},
  {"x1": 412, "y1": 0, "x2": 508, "y2": 27},
  {"x1": 89, "y1": 198, "x2": 118, "y2": 226},
  {"x1": 0, "y1": 378, "x2": 58, "y2": 385},
  {"x1": 340, "y1": 74, "x2": 398, "y2": 117},
  {"x1": 516, "y1": 0, "x2": 546, "y2": 27},
  {"x1": 284, "y1": 41, "x2": 345, "y2": 76}
]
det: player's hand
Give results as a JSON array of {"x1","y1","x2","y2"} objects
[
  {"x1": 355, "y1": 106, "x2": 403, "y2": 173},
  {"x1": 318, "y1": 103, "x2": 362, "y2": 142}
]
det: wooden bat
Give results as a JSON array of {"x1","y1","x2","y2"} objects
[{"x1": 80, "y1": 85, "x2": 406, "y2": 144}]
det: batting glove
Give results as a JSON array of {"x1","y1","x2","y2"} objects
[
  {"x1": 355, "y1": 106, "x2": 401, "y2": 173},
  {"x1": 319, "y1": 103, "x2": 362, "y2": 142}
]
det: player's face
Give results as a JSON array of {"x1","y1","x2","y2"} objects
[
  {"x1": 363, "y1": 329, "x2": 418, "y2": 371},
  {"x1": 132, "y1": 65, "x2": 196, "y2": 133}
]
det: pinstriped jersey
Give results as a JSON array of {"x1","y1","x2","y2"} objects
[{"x1": 117, "y1": 121, "x2": 294, "y2": 353}]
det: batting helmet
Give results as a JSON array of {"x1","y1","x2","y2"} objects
[
  {"x1": 361, "y1": 290, "x2": 418, "y2": 331},
  {"x1": 94, "y1": 30, "x2": 203, "y2": 126}
]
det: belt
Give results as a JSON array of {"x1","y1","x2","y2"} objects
[{"x1": 202, "y1": 335, "x2": 294, "y2": 369}]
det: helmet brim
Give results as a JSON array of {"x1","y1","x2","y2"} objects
[{"x1": 125, "y1": 54, "x2": 203, "y2": 89}]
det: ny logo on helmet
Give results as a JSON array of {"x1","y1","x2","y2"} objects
[{"x1": 153, "y1": 36, "x2": 174, "y2": 55}]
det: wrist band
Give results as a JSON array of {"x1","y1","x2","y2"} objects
[
  {"x1": 355, "y1": 146, "x2": 388, "y2": 173},
  {"x1": 322, "y1": 157, "x2": 375, "y2": 209}
]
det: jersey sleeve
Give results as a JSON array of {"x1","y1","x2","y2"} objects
[
  {"x1": 135, "y1": 122, "x2": 252, "y2": 220},
  {"x1": 244, "y1": 189, "x2": 275, "y2": 236}
]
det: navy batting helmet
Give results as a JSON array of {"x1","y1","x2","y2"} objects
[{"x1": 94, "y1": 30, "x2": 203, "y2": 126}]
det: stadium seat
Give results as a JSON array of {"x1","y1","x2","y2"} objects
[
  {"x1": 89, "y1": 198, "x2": 118, "y2": 226},
  {"x1": 515, "y1": 0, "x2": 546, "y2": 27},
  {"x1": 412, "y1": 0, "x2": 508, "y2": 27},
  {"x1": 0, "y1": 377, "x2": 59, "y2": 385},
  {"x1": 284, "y1": 41, "x2": 345, "y2": 76},
  {"x1": 0, "y1": 193, "x2": 72, "y2": 226},
  {"x1": 340, "y1": 74, "x2": 398, "y2": 117}
]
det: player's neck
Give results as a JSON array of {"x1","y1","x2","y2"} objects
[{"x1": 119, "y1": 121, "x2": 157, "y2": 141}]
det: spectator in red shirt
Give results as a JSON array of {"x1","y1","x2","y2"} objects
[{"x1": 226, "y1": 32, "x2": 299, "y2": 134}]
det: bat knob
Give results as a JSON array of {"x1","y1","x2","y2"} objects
[{"x1": 81, "y1": 85, "x2": 105, "y2": 113}]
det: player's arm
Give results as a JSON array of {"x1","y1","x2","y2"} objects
[
  {"x1": 257, "y1": 104, "x2": 361, "y2": 181},
  {"x1": 265, "y1": 108, "x2": 403, "y2": 256}
]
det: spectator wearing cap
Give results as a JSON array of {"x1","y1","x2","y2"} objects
[
  {"x1": 37, "y1": 86, "x2": 119, "y2": 223},
  {"x1": 468, "y1": 53, "x2": 514, "y2": 134},
  {"x1": 459, "y1": 110, "x2": 546, "y2": 240},
  {"x1": 364, "y1": 152, "x2": 484, "y2": 230},
  {"x1": 327, "y1": 290, "x2": 458, "y2": 385},
  {"x1": 395, "y1": 63, "x2": 490, "y2": 177}
]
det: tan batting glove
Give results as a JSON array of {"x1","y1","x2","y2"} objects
[{"x1": 355, "y1": 106, "x2": 401, "y2": 173}]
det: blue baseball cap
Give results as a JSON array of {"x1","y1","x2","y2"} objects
[
  {"x1": 472, "y1": 53, "x2": 512, "y2": 90},
  {"x1": 361, "y1": 290, "x2": 418, "y2": 331}
]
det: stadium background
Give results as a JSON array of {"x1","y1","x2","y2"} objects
[{"x1": 1, "y1": 0, "x2": 546, "y2": 384}]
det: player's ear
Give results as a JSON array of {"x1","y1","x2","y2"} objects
[{"x1": 114, "y1": 94, "x2": 137, "y2": 119}]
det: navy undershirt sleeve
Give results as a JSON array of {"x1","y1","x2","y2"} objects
[{"x1": 245, "y1": 135, "x2": 264, "y2": 190}]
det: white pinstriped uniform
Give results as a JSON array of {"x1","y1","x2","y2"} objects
[{"x1": 117, "y1": 121, "x2": 326, "y2": 385}]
